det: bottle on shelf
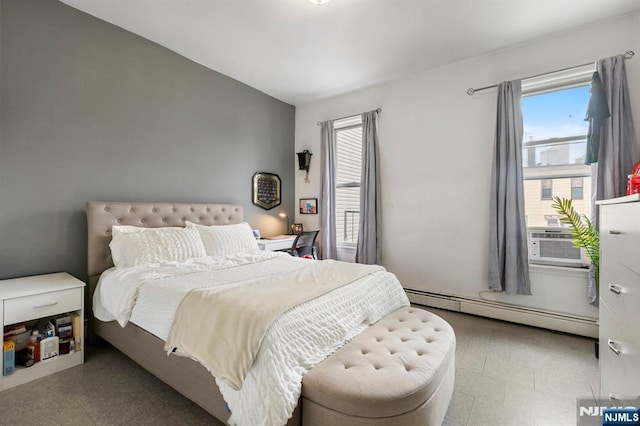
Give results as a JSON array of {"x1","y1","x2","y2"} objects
[
  {"x1": 26, "y1": 331, "x2": 40, "y2": 363},
  {"x1": 16, "y1": 351, "x2": 35, "y2": 367},
  {"x1": 3, "y1": 340, "x2": 15, "y2": 375},
  {"x1": 40, "y1": 330, "x2": 59, "y2": 362}
]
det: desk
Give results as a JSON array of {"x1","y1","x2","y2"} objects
[{"x1": 257, "y1": 236, "x2": 296, "y2": 251}]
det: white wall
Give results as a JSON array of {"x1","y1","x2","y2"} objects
[{"x1": 295, "y1": 12, "x2": 640, "y2": 317}]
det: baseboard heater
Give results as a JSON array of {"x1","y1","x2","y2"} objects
[{"x1": 405, "y1": 289, "x2": 598, "y2": 338}]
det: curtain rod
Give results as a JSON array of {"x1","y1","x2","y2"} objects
[
  {"x1": 316, "y1": 107, "x2": 381, "y2": 126},
  {"x1": 466, "y1": 50, "x2": 634, "y2": 96}
]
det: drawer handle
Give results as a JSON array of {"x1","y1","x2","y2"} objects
[
  {"x1": 33, "y1": 301, "x2": 59, "y2": 309},
  {"x1": 608, "y1": 283, "x2": 622, "y2": 295},
  {"x1": 607, "y1": 338, "x2": 621, "y2": 355},
  {"x1": 609, "y1": 393, "x2": 621, "y2": 406},
  {"x1": 608, "y1": 230, "x2": 622, "y2": 235}
]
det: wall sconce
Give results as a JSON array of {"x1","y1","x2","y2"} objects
[
  {"x1": 278, "y1": 212, "x2": 290, "y2": 235},
  {"x1": 297, "y1": 150, "x2": 313, "y2": 183}
]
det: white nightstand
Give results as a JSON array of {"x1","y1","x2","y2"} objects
[
  {"x1": 257, "y1": 236, "x2": 296, "y2": 251},
  {"x1": 1, "y1": 272, "x2": 85, "y2": 391}
]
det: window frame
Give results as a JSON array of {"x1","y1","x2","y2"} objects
[
  {"x1": 521, "y1": 76, "x2": 593, "y2": 180},
  {"x1": 333, "y1": 117, "x2": 363, "y2": 248},
  {"x1": 521, "y1": 64, "x2": 594, "y2": 232},
  {"x1": 571, "y1": 177, "x2": 584, "y2": 200},
  {"x1": 540, "y1": 179, "x2": 553, "y2": 200}
]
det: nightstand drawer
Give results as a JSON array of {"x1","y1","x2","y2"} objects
[{"x1": 4, "y1": 288, "x2": 81, "y2": 325}]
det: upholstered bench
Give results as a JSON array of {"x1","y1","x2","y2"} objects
[{"x1": 301, "y1": 307, "x2": 456, "y2": 426}]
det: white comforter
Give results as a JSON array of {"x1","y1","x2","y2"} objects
[{"x1": 94, "y1": 252, "x2": 409, "y2": 426}]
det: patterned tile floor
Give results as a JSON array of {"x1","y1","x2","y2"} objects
[
  {"x1": 0, "y1": 307, "x2": 598, "y2": 425},
  {"x1": 434, "y1": 307, "x2": 599, "y2": 426}
]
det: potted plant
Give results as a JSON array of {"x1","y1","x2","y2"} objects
[{"x1": 550, "y1": 196, "x2": 599, "y2": 290}]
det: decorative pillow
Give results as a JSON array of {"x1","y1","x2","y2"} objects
[
  {"x1": 186, "y1": 222, "x2": 260, "y2": 257},
  {"x1": 111, "y1": 225, "x2": 164, "y2": 238},
  {"x1": 110, "y1": 225, "x2": 179, "y2": 266},
  {"x1": 109, "y1": 226, "x2": 206, "y2": 268},
  {"x1": 110, "y1": 226, "x2": 140, "y2": 267}
]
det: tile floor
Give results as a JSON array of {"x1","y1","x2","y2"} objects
[
  {"x1": 0, "y1": 343, "x2": 222, "y2": 425},
  {"x1": 435, "y1": 308, "x2": 599, "y2": 426},
  {"x1": 0, "y1": 307, "x2": 598, "y2": 425}
]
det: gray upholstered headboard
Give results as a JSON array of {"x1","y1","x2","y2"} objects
[{"x1": 86, "y1": 201, "x2": 243, "y2": 282}]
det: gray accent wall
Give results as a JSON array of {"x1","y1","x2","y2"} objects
[{"x1": 0, "y1": 0, "x2": 295, "y2": 280}]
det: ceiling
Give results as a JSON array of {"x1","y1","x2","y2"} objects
[{"x1": 59, "y1": 0, "x2": 640, "y2": 106}]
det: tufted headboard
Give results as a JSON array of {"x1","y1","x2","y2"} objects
[{"x1": 86, "y1": 201, "x2": 243, "y2": 284}]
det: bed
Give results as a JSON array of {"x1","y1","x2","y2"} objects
[{"x1": 86, "y1": 201, "x2": 456, "y2": 426}]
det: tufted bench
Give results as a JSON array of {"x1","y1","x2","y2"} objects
[{"x1": 301, "y1": 307, "x2": 456, "y2": 426}]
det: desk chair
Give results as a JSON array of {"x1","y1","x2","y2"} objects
[{"x1": 289, "y1": 230, "x2": 319, "y2": 259}]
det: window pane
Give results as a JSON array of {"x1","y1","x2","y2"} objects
[
  {"x1": 336, "y1": 127, "x2": 362, "y2": 186},
  {"x1": 571, "y1": 177, "x2": 584, "y2": 199},
  {"x1": 541, "y1": 179, "x2": 552, "y2": 200},
  {"x1": 544, "y1": 215, "x2": 560, "y2": 227},
  {"x1": 571, "y1": 187, "x2": 583, "y2": 199},
  {"x1": 336, "y1": 187, "x2": 360, "y2": 245},
  {"x1": 522, "y1": 86, "x2": 590, "y2": 143},
  {"x1": 522, "y1": 84, "x2": 592, "y2": 231},
  {"x1": 522, "y1": 85, "x2": 590, "y2": 168},
  {"x1": 522, "y1": 137, "x2": 588, "y2": 167},
  {"x1": 335, "y1": 124, "x2": 363, "y2": 247}
]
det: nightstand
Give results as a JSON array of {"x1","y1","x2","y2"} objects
[{"x1": 1, "y1": 272, "x2": 85, "y2": 391}]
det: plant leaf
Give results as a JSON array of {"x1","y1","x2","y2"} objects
[{"x1": 550, "y1": 196, "x2": 599, "y2": 291}]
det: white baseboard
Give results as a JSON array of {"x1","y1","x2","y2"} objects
[
  {"x1": 408, "y1": 291, "x2": 460, "y2": 311},
  {"x1": 405, "y1": 289, "x2": 598, "y2": 338}
]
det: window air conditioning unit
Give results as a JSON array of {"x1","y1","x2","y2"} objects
[{"x1": 528, "y1": 227, "x2": 588, "y2": 267}]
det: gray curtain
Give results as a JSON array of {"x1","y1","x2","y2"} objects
[
  {"x1": 356, "y1": 110, "x2": 381, "y2": 265},
  {"x1": 319, "y1": 120, "x2": 337, "y2": 260},
  {"x1": 593, "y1": 55, "x2": 638, "y2": 204},
  {"x1": 488, "y1": 80, "x2": 532, "y2": 295},
  {"x1": 589, "y1": 54, "x2": 638, "y2": 304}
]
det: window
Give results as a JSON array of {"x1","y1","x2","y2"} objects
[
  {"x1": 521, "y1": 66, "x2": 593, "y2": 229},
  {"x1": 540, "y1": 179, "x2": 553, "y2": 200},
  {"x1": 334, "y1": 116, "x2": 363, "y2": 247},
  {"x1": 544, "y1": 215, "x2": 560, "y2": 227},
  {"x1": 571, "y1": 177, "x2": 584, "y2": 199}
]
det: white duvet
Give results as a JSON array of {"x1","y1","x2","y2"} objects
[{"x1": 93, "y1": 252, "x2": 409, "y2": 426}]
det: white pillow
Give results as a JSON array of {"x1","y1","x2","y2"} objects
[
  {"x1": 111, "y1": 225, "x2": 172, "y2": 238},
  {"x1": 110, "y1": 225, "x2": 179, "y2": 266},
  {"x1": 186, "y1": 222, "x2": 260, "y2": 257},
  {"x1": 109, "y1": 226, "x2": 206, "y2": 268}
]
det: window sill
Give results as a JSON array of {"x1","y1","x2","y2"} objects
[
  {"x1": 336, "y1": 245, "x2": 356, "y2": 263},
  {"x1": 529, "y1": 263, "x2": 589, "y2": 278}
]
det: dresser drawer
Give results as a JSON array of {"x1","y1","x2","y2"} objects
[
  {"x1": 599, "y1": 301, "x2": 640, "y2": 399},
  {"x1": 600, "y1": 202, "x2": 640, "y2": 274},
  {"x1": 600, "y1": 256, "x2": 640, "y2": 333},
  {"x1": 4, "y1": 288, "x2": 81, "y2": 325}
]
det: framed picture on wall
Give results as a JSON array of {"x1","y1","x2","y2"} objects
[
  {"x1": 299, "y1": 198, "x2": 318, "y2": 214},
  {"x1": 291, "y1": 223, "x2": 303, "y2": 234},
  {"x1": 252, "y1": 172, "x2": 281, "y2": 210}
]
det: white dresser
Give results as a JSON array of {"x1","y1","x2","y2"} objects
[{"x1": 597, "y1": 194, "x2": 640, "y2": 403}]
